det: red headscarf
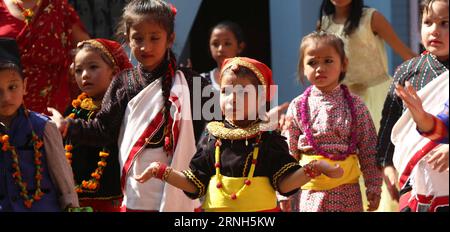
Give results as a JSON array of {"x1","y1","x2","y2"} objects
[
  {"x1": 77, "y1": 38, "x2": 133, "y2": 72},
  {"x1": 220, "y1": 57, "x2": 275, "y2": 101}
]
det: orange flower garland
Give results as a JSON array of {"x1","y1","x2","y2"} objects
[
  {"x1": 65, "y1": 92, "x2": 107, "y2": 193},
  {"x1": 0, "y1": 119, "x2": 45, "y2": 209},
  {"x1": 65, "y1": 144, "x2": 109, "y2": 193}
]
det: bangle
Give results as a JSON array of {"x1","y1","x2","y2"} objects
[
  {"x1": 303, "y1": 160, "x2": 322, "y2": 178},
  {"x1": 155, "y1": 162, "x2": 167, "y2": 180},
  {"x1": 162, "y1": 167, "x2": 173, "y2": 181}
]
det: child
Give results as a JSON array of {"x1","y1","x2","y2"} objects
[
  {"x1": 50, "y1": 0, "x2": 210, "y2": 212},
  {"x1": 201, "y1": 21, "x2": 246, "y2": 92},
  {"x1": 0, "y1": 37, "x2": 78, "y2": 212},
  {"x1": 286, "y1": 31, "x2": 382, "y2": 212},
  {"x1": 49, "y1": 38, "x2": 133, "y2": 211},
  {"x1": 317, "y1": 0, "x2": 416, "y2": 132},
  {"x1": 391, "y1": 71, "x2": 448, "y2": 212},
  {"x1": 134, "y1": 57, "x2": 344, "y2": 212},
  {"x1": 377, "y1": 0, "x2": 449, "y2": 209}
]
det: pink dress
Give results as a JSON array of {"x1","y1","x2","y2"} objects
[{"x1": 287, "y1": 85, "x2": 382, "y2": 212}]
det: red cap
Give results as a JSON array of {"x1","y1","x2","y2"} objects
[
  {"x1": 77, "y1": 38, "x2": 133, "y2": 72},
  {"x1": 221, "y1": 57, "x2": 275, "y2": 101}
]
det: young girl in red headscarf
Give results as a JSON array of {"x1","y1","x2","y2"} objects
[
  {"x1": 134, "y1": 57, "x2": 343, "y2": 212},
  {"x1": 48, "y1": 38, "x2": 132, "y2": 212}
]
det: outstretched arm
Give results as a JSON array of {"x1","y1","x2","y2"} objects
[
  {"x1": 278, "y1": 160, "x2": 343, "y2": 194},
  {"x1": 134, "y1": 162, "x2": 198, "y2": 194}
]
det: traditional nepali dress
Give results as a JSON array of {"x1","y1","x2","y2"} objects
[
  {"x1": 0, "y1": 107, "x2": 78, "y2": 211},
  {"x1": 287, "y1": 85, "x2": 382, "y2": 212},
  {"x1": 378, "y1": 52, "x2": 449, "y2": 168},
  {"x1": 0, "y1": 0, "x2": 86, "y2": 113},
  {"x1": 64, "y1": 102, "x2": 122, "y2": 212},
  {"x1": 182, "y1": 121, "x2": 300, "y2": 212},
  {"x1": 67, "y1": 55, "x2": 210, "y2": 211},
  {"x1": 391, "y1": 71, "x2": 449, "y2": 212}
]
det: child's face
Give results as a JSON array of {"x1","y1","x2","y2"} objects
[
  {"x1": 209, "y1": 28, "x2": 243, "y2": 68},
  {"x1": 302, "y1": 42, "x2": 347, "y2": 92},
  {"x1": 74, "y1": 49, "x2": 115, "y2": 100},
  {"x1": 220, "y1": 71, "x2": 260, "y2": 125},
  {"x1": 330, "y1": 0, "x2": 352, "y2": 8},
  {"x1": 421, "y1": 1, "x2": 449, "y2": 60},
  {"x1": 128, "y1": 20, "x2": 174, "y2": 71},
  {"x1": 0, "y1": 69, "x2": 25, "y2": 122}
]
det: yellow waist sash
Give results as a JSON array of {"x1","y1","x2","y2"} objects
[
  {"x1": 203, "y1": 175, "x2": 277, "y2": 212},
  {"x1": 300, "y1": 154, "x2": 361, "y2": 191}
]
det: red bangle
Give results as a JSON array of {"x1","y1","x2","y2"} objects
[
  {"x1": 303, "y1": 160, "x2": 322, "y2": 178},
  {"x1": 155, "y1": 162, "x2": 167, "y2": 180}
]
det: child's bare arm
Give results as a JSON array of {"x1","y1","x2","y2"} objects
[
  {"x1": 134, "y1": 162, "x2": 198, "y2": 194},
  {"x1": 278, "y1": 160, "x2": 343, "y2": 194},
  {"x1": 371, "y1": 11, "x2": 417, "y2": 60}
]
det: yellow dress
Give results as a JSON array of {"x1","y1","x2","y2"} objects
[{"x1": 321, "y1": 8, "x2": 397, "y2": 211}]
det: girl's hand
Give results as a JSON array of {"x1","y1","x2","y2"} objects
[
  {"x1": 395, "y1": 82, "x2": 427, "y2": 121},
  {"x1": 134, "y1": 162, "x2": 160, "y2": 183},
  {"x1": 47, "y1": 107, "x2": 66, "y2": 133},
  {"x1": 366, "y1": 192, "x2": 381, "y2": 211},
  {"x1": 427, "y1": 144, "x2": 449, "y2": 172},
  {"x1": 315, "y1": 160, "x2": 344, "y2": 178}
]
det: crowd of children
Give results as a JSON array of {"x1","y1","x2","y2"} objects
[{"x1": 0, "y1": 0, "x2": 447, "y2": 212}]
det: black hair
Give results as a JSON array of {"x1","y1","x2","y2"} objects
[
  {"x1": 317, "y1": 0, "x2": 364, "y2": 36},
  {"x1": 298, "y1": 31, "x2": 347, "y2": 83},
  {"x1": 210, "y1": 21, "x2": 246, "y2": 46},
  {"x1": 420, "y1": 0, "x2": 449, "y2": 21},
  {"x1": 116, "y1": 0, "x2": 175, "y2": 43},
  {"x1": 0, "y1": 61, "x2": 24, "y2": 79}
]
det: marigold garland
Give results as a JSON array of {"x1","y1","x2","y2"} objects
[
  {"x1": 65, "y1": 93, "x2": 106, "y2": 193},
  {"x1": 0, "y1": 110, "x2": 45, "y2": 209}
]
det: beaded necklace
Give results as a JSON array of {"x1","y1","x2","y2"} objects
[
  {"x1": 213, "y1": 134, "x2": 261, "y2": 200},
  {"x1": 0, "y1": 109, "x2": 45, "y2": 208},
  {"x1": 207, "y1": 121, "x2": 267, "y2": 200},
  {"x1": 299, "y1": 85, "x2": 358, "y2": 161},
  {"x1": 12, "y1": 0, "x2": 42, "y2": 25},
  {"x1": 64, "y1": 93, "x2": 109, "y2": 193}
]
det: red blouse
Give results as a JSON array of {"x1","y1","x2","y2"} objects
[{"x1": 0, "y1": 0, "x2": 86, "y2": 113}]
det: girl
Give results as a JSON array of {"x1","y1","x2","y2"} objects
[
  {"x1": 134, "y1": 57, "x2": 343, "y2": 212},
  {"x1": 201, "y1": 21, "x2": 246, "y2": 92},
  {"x1": 286, "y1": 31, "x2": 382, "y2": 212},
  {"x1": 0, "y1": 0, "x2": 90, "y2": 114},
  {"x1": 317, "y1": 0, "x2": 416, "y2": 131},
  {"x1": 0, "y1": 37, "x2": 78, "y2": 212},
  {"x1": 49, "y1": 38, "x2": 133, "y2": 211},
  {"x1": 391, "y1": 71, "x2": 448, "y2": 212},
  {"x1": 51, "y1": 0, "x2": 210, "y2": 212},
  {"x1": 317, "y1": 0, "x2": 417, "y2": 212},
  {"x1": 377, "y1": 0, "x2": 449, "y2": 210}
]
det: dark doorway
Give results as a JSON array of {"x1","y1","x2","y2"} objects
[{"x1": 188, "y1": 0, "x2": 271, "y2": 74}]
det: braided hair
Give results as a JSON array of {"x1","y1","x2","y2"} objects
[{"x1": 117, "y1": 0, "x2": 177, "y2": 154}]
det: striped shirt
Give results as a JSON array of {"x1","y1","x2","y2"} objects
[{"x1": 376, "y1": 52, "x2": 449, "y2": 167}]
